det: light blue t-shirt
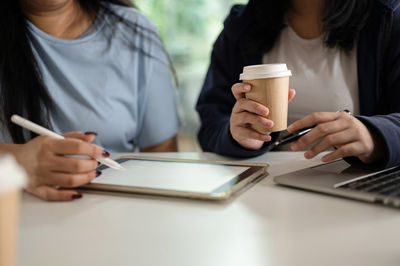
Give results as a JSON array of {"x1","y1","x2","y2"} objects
[{"x1": 16, "y1": 4, "x2": 179, "y2": 152}]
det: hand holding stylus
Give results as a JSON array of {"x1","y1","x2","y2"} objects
[
  {"x1": 11, "y1": 115, "x2": 124, "y2": 170},
  {"x1": 9, "y1": 115, "x2": 124, "y2": 201}
]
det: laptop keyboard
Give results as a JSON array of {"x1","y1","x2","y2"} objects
[{"x1": 338, "y1": 167, "x2": 400, "y2": 198}]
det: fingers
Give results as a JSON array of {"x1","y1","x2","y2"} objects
[
  {"x1": 288, "y1": 111, "x2": 377, "y2": 163},
  {"x1": 62, "y1": 131, "x2": 98, "y2": 143},
  {"x1": 232, "y1": 83, "x2": 251, "y2": 100},
  {"x1": 62, "y1": 131, "x2": 87, "y2": 140},
  {"x1": 321, "y1": 142, "x2": 363, "y2": 162},
  {"x1": 229, "y1": 111, "x2": 272, "y2": 150},
  {"x1": 34, "y1": 157, "x2": 98, "y2": 186},
  {"x1": 22, "y1": 133, "x2": 105, "y2": 202},
  {"x1": 83, "y1": 132, "x2": 98, "y2": 142},
  {"x1": 230, "y1": 89, "x2": 273, "y2": 150},
  {"x1": 233, "y1": 111, "x2": 273, "y2": 130},
  {"x1": 303, "y1": 131, "x2": 355, "y2": 159},
  {"x1": 26, "y1": 186, "x2": 82, "y2": 201},
  {"x1": 62, "y1": 131, "x2": 97, "y2": 142},
  {"x1": 230, "y1": 127, "x2": 270, "y2": 150},
  {"x1": 288, "y1": 88, "x2": 296, "y2": 102},
  {"x1": 44, "y1": 170, "x2": 98, "y2": 188},
  {"x1": 291, "y1": 120, "x2": 349, "y2": 151},
  {"x1": 232, "y1": 98, "x2": 271, "y2": 129},
  {"x1": 233, "y1": 98, "x2": 269, "y2": 117},
  {"x1": 288, "y1": 112, "x2": 340, "y2": 133},
  {"x1": 48, "y1": 138, "x2": 106, "y2": 158},
  {"x1": 48, "y1": 156, "x2": 98, "y2": 173},
  {"x1": 234, "y1": 127, "x2": 272, "y2": 142},
  {"x1": 27, "y1": 169, "x2": 100, "y2": 201},
  {"x1": 230, "y1": 98, "x2": 273, "y2": 138}
]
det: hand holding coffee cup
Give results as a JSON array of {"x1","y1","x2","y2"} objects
[{"x1": 230, "y1": 64, "x2": 294, "y2": 150}]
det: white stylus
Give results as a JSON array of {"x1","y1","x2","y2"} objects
[{"x1": 11, "y1": 114, "x2": 125, "y2": 171}]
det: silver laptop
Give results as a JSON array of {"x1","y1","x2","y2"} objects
[{"x1": 274, "y1": 159, "x2": 400, "y2": 208}]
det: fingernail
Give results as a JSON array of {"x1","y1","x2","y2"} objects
[
  {"x1": 244, "y1": 84, "x2": 251, "y2": 90},
  {"x1": 304, "y1": 151, "x2": 312, "y2": 159},
  {"x1": 287, "y1": 125, "x2": 294, "y2": 132},
  {"x1": 102, "y1": 150, "x2": 110, "y2": 157},
  {"x1": 72, "y1": 194, "x2": 83, "y2": 200},
  {"x1": 84, "y1": 131, "x2": 98, "y2": 136},
  {"x1": 95, "y1": 171, "x2": 102, "y2": 177}
]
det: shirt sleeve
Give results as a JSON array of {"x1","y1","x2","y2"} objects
[
  {"x1": 136, "y1": 43, "x2": 179, "y2": 149},
  {"x1": 196, "y1": 28, "x2": 280, "y2": 157}
]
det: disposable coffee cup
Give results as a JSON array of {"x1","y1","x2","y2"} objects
[
  {"x1": 0, "y1": 154, "x2": 26, "y2": 266},
  {"x1": 240, "y1": 64, "x2": 292, "y2": 133}
]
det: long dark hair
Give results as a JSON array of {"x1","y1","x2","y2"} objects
[
  {"x1": 246, "y1": 0, "x2": 373, "y2": 54},
  {"x1": 0, "y1": 0, "x2": 161, "y2": 143}
]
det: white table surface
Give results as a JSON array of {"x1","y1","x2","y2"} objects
[{"x1": 18, "y1": 152, "x2": 400, "y2": 266}]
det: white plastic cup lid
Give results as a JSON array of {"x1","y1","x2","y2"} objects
[
  {"x1": 0, "y1": 153, "x2": 26, "y2": 195},
  {"x1": 240, "y1": 64, "x2": 292, "y2": 80}
]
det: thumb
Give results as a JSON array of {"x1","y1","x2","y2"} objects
[
  {"x1": 288, "y1": 88, "x2": 296, "y2": 102},
  {"x1": 62, "y1": 131, "x2": 97, "y2": 143}
]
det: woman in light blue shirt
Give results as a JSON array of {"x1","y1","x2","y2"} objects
[{"x1": 0, "y1": 0, "x2": 179, "y2": 201}]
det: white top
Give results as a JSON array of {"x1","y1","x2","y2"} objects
[
  {"x1": 263, "y1": 25, "x2": 359, "y2": 125},
  {"x1": 0, "y1": 153, "x2": 26, "y2": 195}
]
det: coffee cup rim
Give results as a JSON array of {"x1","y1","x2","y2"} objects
[{"x1": 239, "y1": 64, "x2": 292, "y2": 80}]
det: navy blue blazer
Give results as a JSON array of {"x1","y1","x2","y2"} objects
[{"x1": 196, "y1": 0, "x2": 400, "y2": 169}]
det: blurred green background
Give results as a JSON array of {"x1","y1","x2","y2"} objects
[{"x1": 135, "y1": 0, "x2": 247, "y2": 151}]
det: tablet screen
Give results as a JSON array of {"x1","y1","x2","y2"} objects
[{"x1": 91, "y1": 159, "x2": 251, "y2": 193}]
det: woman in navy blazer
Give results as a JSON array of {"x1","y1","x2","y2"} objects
[{"x1": 196, "y1": 0, "x2": 400, "y2": 169}]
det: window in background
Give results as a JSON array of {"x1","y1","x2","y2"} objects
[{"x1": 134, "y1": 0, "x2": 247, "y2": 151}]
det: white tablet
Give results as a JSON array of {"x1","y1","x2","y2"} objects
[{"x1": 82, "y1": 156, "x2": 268, "y2": 200}]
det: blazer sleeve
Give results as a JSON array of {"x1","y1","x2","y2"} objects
[
  {"x1": 195, "y1": 28, "x2": 280, "y2": 158},
  {"x1": 344, "y1": 114, "x2": 400, "y2": 169},
  {"x1": 345, "y1": 9, "x2": 400, "y2": 169}
]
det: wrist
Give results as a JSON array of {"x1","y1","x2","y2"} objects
[{"x1": 360, "y1": 128, "x2": 385, "y2": 164}]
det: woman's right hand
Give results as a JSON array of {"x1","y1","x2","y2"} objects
[
  {"x1": 229, "y1": 83, "x2": 295, "y2": 150},
  {"x1": 13, "y1": 132, "x2": 107, "y2": 201}
]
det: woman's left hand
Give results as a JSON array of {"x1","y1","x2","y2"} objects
[{"x1": 288, "y1": 111, "x2": 383, "y2": 163}]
